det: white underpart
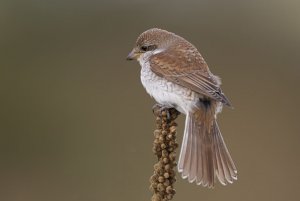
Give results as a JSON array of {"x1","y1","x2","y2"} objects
[{"x1": 138, "y1": 50, "x2": 202, "y2": 114}]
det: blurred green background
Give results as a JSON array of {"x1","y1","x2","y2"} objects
[{"x1": 1, "y1": 0, "x2": 300, "y2": 201}]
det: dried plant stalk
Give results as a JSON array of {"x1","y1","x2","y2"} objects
[{"x1": 150, "y1": 105, "x2": 180, "y2": 201}]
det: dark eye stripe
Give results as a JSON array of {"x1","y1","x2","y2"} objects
[
  {"x1": 141, "y1": 46, "x2": 148, "y2": 51},
  {"x1": 140, "y1": 45, "x2": 157, "y2": 52}
]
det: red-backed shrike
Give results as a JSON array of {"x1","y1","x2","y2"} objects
[{"x1": 127, "y1": 28, "x2": 237, "y2": 188}]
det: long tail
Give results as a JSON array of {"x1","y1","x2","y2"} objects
[{"x1": 178, "y1": 112, "x2": 237, "y2": 188}]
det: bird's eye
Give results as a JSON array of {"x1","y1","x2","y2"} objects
[
  {"x1": 140, "y1": 46, "x2": 148, "y2": 51},
  {"x1": 140, "y1": 45, "x2": 157, "y2": 52}
]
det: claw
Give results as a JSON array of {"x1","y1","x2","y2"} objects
[{"x1": 152, "y1": 104, "x2": 179, "y2": 121}]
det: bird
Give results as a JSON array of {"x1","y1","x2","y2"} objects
[{"x1": 126, "y1": 28, "x2": 237, "y2": 188}]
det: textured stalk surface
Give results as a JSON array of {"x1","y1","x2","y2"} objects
[{"x1": 150, "y1": 106, "x2": 180, "y2": 201}]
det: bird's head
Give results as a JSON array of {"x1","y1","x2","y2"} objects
[{"x1": 126, "y1": 28, "x2": 177, "y2": 61}]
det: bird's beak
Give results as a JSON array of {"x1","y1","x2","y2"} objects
[{"x1": 126, "y1": 49, "x2": 140, "y2": 60}]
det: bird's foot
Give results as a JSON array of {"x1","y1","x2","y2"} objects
[{"x1": 152, "y1": 104, "x2": 180, "y2": 121}]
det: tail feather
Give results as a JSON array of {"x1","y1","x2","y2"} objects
[
  {"x1": 179, "y1": 114, "x2": 193, "y2": 179},
  {"x1": 214, "y1": 122, "x2": 237, "y2": 181},
  {"x1": 178, "y1": 112, "x2": 237, "y2": 188},
  {"x1": 188, "y1": 122, "x2": 197, "y2": 182}
]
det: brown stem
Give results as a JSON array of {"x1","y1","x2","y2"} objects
[{"x1": 150, "y1": 105, "x2": 180, "y2": 201}]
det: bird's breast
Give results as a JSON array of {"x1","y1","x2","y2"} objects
[{"x1": 139, "y1": 61, "x2": 201, "y2": 114}]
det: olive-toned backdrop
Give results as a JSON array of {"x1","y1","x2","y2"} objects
[{"x1": 1, "y1": 1, "x2": 300, "y2": 201}]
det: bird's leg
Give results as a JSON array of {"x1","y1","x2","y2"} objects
[
  {"x1": 152, "y1": 103, "x2": 170, "y2": 120},
  {"x1": 152, "y1": 103, "x2": 180, "y2": 121}
]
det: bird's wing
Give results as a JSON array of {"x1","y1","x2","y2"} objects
[{"x1": 149, "y1": 49, "x2": 232, "y2": 107}]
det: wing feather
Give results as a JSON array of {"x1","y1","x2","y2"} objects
[{"x1": 149, "y1": 50, "x2": 232, "y2": 106}]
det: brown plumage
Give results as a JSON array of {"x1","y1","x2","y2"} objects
[{"x1": 127, "y1": 28, "x2": 237, "y2": 187}]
